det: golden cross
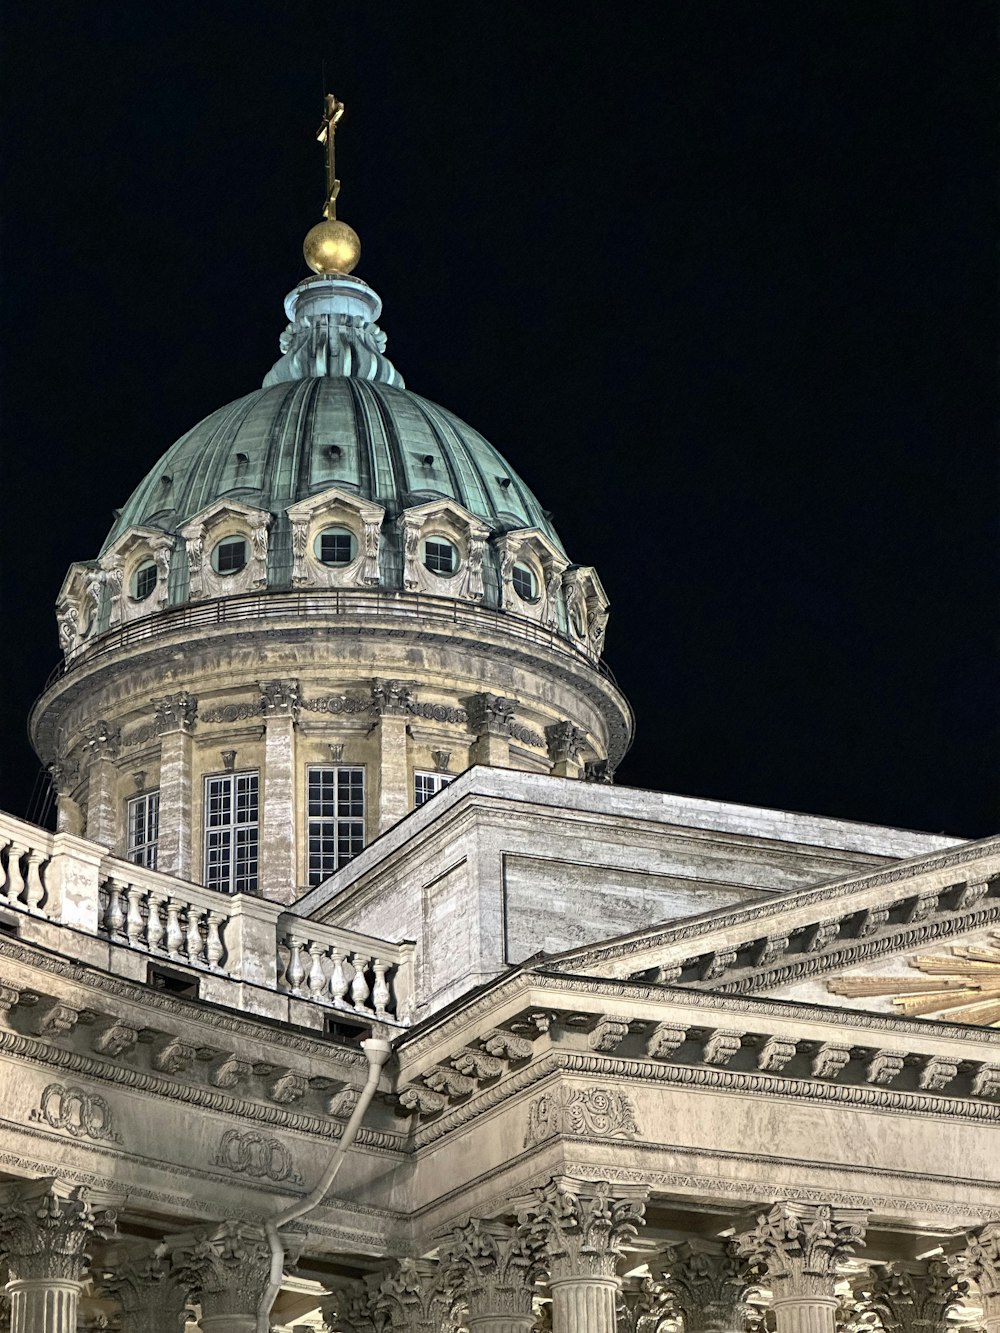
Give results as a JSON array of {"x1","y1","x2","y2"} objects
[{"x1": 316, "y1": 93, "x2": 345, "y2": 220}]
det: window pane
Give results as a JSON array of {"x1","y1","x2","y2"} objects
[{"x1": 204, "y1": 772, "x2": 258, "y2": 894}]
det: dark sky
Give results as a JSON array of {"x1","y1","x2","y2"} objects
[{"x1": 2, "y1": 3, "x2": 996, "y2": 838}]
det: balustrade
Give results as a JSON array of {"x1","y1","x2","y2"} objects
[
  {"x1": 97, "y1": 866, "x2": 229, "y2": 972},
  {"x1": 0, "y1": 813, "x2": 54, "y2": 916},
  {"x1": 277, "y1": 918, "x2": 412, "y2": 1023}
]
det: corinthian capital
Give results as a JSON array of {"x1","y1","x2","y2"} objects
[
  {"x1": 955, "y1": 1221, "x2": 1000, "y2": 1301},
  {"x1": 440, "y1": 1217, "x2": 541, "y2": 1319},
  {"x1": 859, "y1": 1258, "x2": 961, "y2": 1333},
  {"x1": 734, "y1": 1201, "x2": 867, "y2": 1299},
  {"x1": 0, "y1": 1177, "x2": 116, "y2": 1284},
  {"x1": 168, "y1": 1220, "x2": 273, "y2": 1323},
  {"x1": 370, "y1": 1257, "x2": 451, "y2": 1332},
  {"x1": 97, "y1": 1246, "x2": 192, "y2": 1333},
  {"x1": 658, "y1": 1238, "x2": 748, "y2": 1333},
  {"x1": 516, "y1": 1178, "x2": 647, "y2": 1281}
]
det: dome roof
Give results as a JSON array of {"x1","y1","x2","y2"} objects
[{"x1": 102, "y1": 376, "x2": 562, "y2": 556}]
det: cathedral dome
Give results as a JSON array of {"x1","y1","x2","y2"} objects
[{"x1": 102, "y1": 375, "x2": 563, "y2": 566}]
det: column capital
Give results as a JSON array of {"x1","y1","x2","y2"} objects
[
  {"x1": 97, "y1": 1246, "x2": 192, "y2": 1333},
  {"x1": 0, "y1": 1177, "x2": 116, "y2": 1285},
  {"x1": 441, "y1": 1218, "x2": 541, "y2": 1319},
  {"x1": 734, "y1": 1201, "x2": 868, "y2": 1299},
  {"x1": 167, "y1": 1220, "x2": 272, "y2": 1328},
  {"x1": 258, "y1": 678, "x2": 301, "y2": 720},
  {"x1": 657, "y1": 1237, "x2": 748, "y2": 1333},
  {"x1": 370, "y1": 1257, "x2": 450, "y2": 1331},
  {"x1": 516, "y1": 1178, "x2": 647, "y2": 1282},
  {"x1": 956, "y1": 1221, "x2": 1000, "y2": 1299},
  {"x1": 154, "y1": 690, "x2": 198, "y2": 734},
  {"x1": 859, "y1": 1257, "x2": 961, "y2": 1333}
]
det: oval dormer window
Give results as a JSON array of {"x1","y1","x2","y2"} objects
[
  {"x1": 213, "y1": 536, "x2": 248, "y2": 575},
  {"x1": 512, "y1": 563, "x2": 538, "y2": 603},
  {"x1": 133, "y1": 560, "x2": 157, "y2": 602},
  {"x1": 316, "y1": 527, "x2": 356, "y2": 566},
  {"x1": 422, "y1": 537, "x2": 458, "y2": 576}
]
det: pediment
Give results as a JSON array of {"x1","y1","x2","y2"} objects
[
  {"x1": 286, "y1": 484, "x2": 385, "y2": 526},
  {"x1": 178, "y1": 498, "x2": 271, "y2": 540},
  {"x1": 545, "y1": 835, "x2": 1000, "y2": 1028},
  {"x1": 400, "y1": 496, "x2": 492, "y2": 538},
  {"x1": 101, "y1": 525, "x2": 173, "y2": 564}
]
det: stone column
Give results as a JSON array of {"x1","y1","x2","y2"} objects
[
  {"x1": 82, "y1": 721, "x2": 121, "y2": 848},
  {"x1": 545, "y1": 722, "x2": 586, "y2": 780},
  {"x1": 956, "y1": 1221, "x2": 1000, "y2": 1333},
  {"x1": 517, "y1": 1178, "x2": 647, "y2": 1333},
  {"x1": 466, "y1": 693, "x2": 513, "y2": 768},
  {"x1": 259, "y1": 680, "x2": 299, "y2": 901},
  {"x1": 370, "y1": 679, "x2": 411, "y2": 833},
  {"x1": 0, "y1": 1177, "x2": 116, "y2": 1333},
  {"x1": 169, "y1": 1220, "x2": 273, "y2": 1333},
  {"x1": 735, "y1": 1202, "x2": 868, "y2": 1333},
  {"x1": 441, "y1": 1218, "x2": 539, "y2": 1332},
  {"x1": 658, "y1": 1238, "x2": 747, "y2": 1333},
  {"x1": 154, "y1": 691, "x2": 197, "y2": 878}
]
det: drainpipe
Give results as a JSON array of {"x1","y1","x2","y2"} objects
[{"x1": 256, "y1": 1035, "x2": 392, "y2": 1333}]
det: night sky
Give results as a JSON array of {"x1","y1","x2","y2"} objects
[{"x1": 2, "y1": 3, "x2": 996, "y2": 838}]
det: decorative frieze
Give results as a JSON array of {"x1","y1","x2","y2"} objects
[{"x1": 200, "y1": 700, "x2": 266, "y2": 723}]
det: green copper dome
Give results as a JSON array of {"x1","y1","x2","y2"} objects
[{"x1": 102, "y1": 376, "x2": 561, "y2": 559}]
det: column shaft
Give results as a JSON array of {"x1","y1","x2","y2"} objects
[
  {"x1": 549, "y1": 1274, "x2": 619, "y2": 1333},
  {"x1": 771, "y1": 1295, "x2": 839, "y2": 1333},
  {"x1": 7, "y1": 1278, "x2": 80, "y2": 1333},
  {"x1": 158, "y1": 728, "x2": 193, "y2": 877},
  {"x1": 201, "y1": 1317, "x2": 257, "y2": 1333},
  {"x1": 260, "y1": 714, "x2": 296, "y2": 901},
  {"x1": 467, "y1": 1319, "x2": 536, "y2": 1333}
]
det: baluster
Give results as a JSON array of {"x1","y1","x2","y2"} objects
[
  {"x1": 205, "y1": 911, "x2": 225, "y2": 969},
  {"x1": 186, "y1": 905, "x2": 206, "y2": 965},
  {"x1": 307, "y1": 943, "x2": 327, "y2": 999},
  {"x1": 285, "y1": 937, "x2": 306, "y2": 995},
  {"x1": 0, "y1": 841, "x2": 10, "y2": 901},
  {"x1": 6, "y1": 843, "x2": 26, "y2": 907},
  {"x1": 327, "y1": 950, "x2": 349, "y2": 1006},
  {"x1": 105, "y1": 878, "x2": 126, "y2": 936},
  {"x1": 165, "y1": 897, "x2": 184, "y2": 957},
  {"x1": 371, "y1": 959, "x2": 391, "y2": 1017},
  {"x1": 23, "y1": 849, "x2": 46, "y2": 913},
  {"x1": 125, "y1": 883, "x2": 145, "y2": 945},
  {"x1": 349, "y1": 952, "x2": 371, "y2": 1013},
  {"x1": 146, "y1": 891, "x2": 165, "y2": 951}
]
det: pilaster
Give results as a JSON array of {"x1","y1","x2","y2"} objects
[
  {"x1": 0, "y1": 1177, "x2": 116, "y2": 1333},
  {"x1": 516, "y1": 1178, "x2": 647, "y2": 1333},
  {"x1": 259, "y1": 679, "x2": 299, "y2": 901},
  {"x1": 735, "y1": 1202, "x2": 868, "y2": 1333},
  {"x1": 545, "y1": 721, "x2": 586, "y2": 780},
  {"x1": 371, "y1": 679, "x2": 412, "y2": 833},
  {"x1": 81, "y1": 721, "x2": 121, "y2": 848},
  {"x1": 466, "y1": 693, "x2": 513, "y2": 768},
  {"x1": 169, "y1": 1220, "x2": 273, "y2": 1333},
  {"x1": 155, "y1": 691, "x2": 197, "y2": 878}
]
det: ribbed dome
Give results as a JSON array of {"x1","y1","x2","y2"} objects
[{"x1": 102, "y1": 377, "x2": 562, "y2": 556}]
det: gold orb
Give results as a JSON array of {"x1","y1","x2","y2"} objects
[{"x1": 303, "y1": 219, "x2": 361, "y2": 275}]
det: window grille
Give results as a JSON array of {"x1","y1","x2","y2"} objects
[
  {"x1": 307, "y1": 767, "x2": 365, "y2": 886},
  {"x1": 204, "y1": 771, "x2": 259, "y2": 894},
  {"x1": 127, "y1": 791, "x2": 160, "y2": 868}
]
